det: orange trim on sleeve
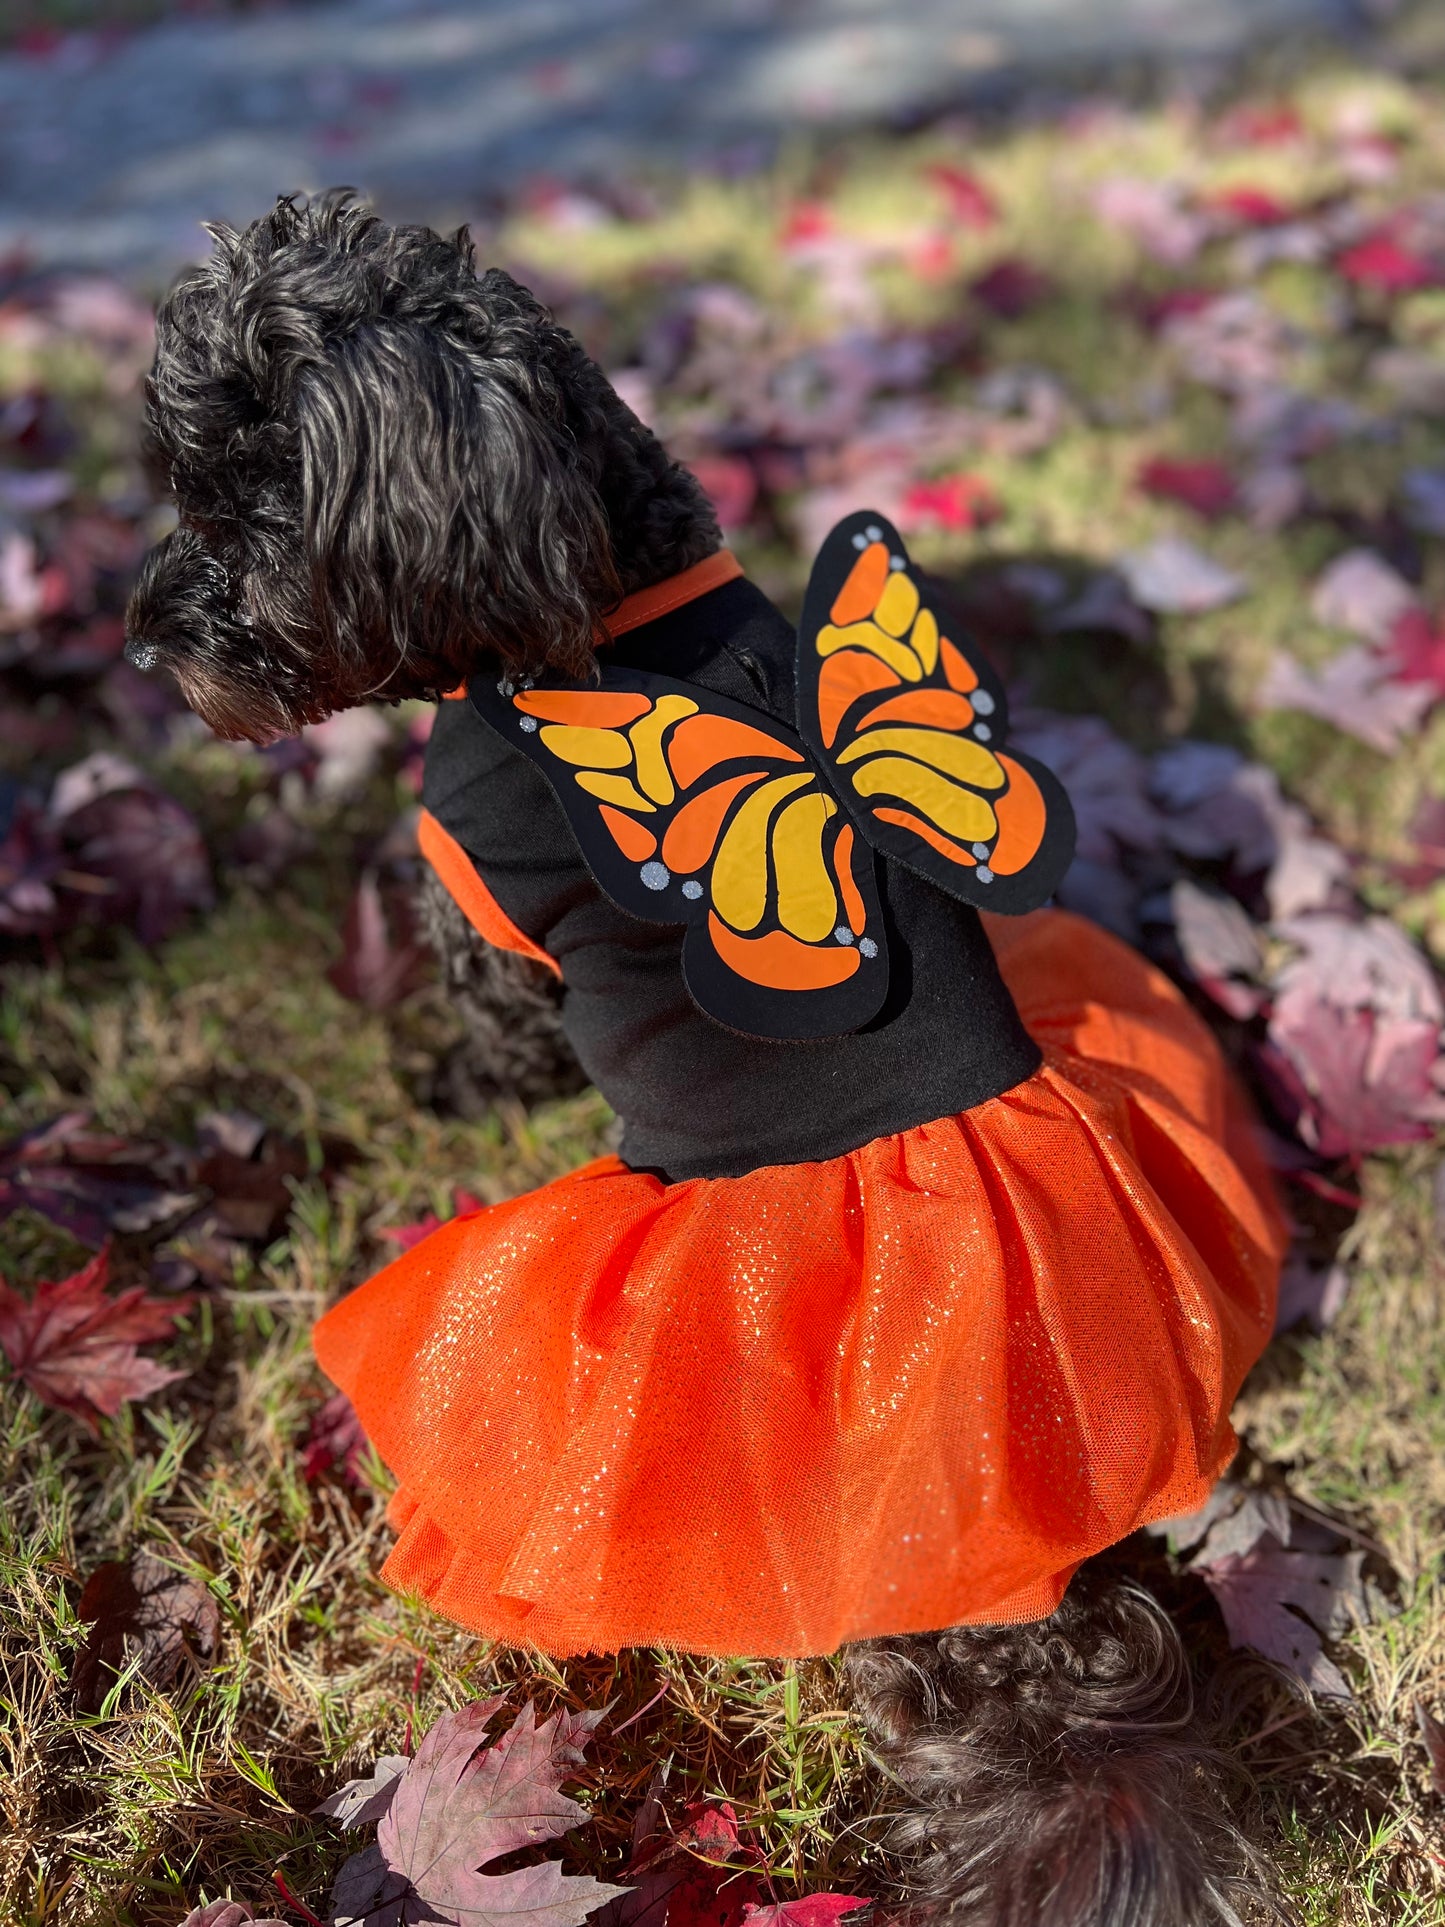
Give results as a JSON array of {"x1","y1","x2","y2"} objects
[{"x1": 417, "y1": 808, "x2": 561, "y2": 978}]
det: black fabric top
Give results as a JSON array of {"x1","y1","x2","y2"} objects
[{"x1": 422, "y1": 574, "x2": 1042, "y2": 1182}]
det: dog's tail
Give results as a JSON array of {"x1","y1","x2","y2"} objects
[{"x1": 842, "y1": 1575, "x2": 1288, "y2": 1927}]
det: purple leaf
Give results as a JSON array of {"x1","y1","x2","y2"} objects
[
  {"x1": 315, "y1": 1754, "x2": 410, "y2": 1829},
  {"x1": 1169, "y1": 881, "x2": 1265, "y2": 1018},
  {"x1": 178, "y1": 1901, "x2": 286, "y2": 1927},
  {"x1": 1256, "y1": 646, "x2": 1433, "y2": 754},
  {"x1": 1091, "y1": 176, "x2": 1210, "y2": 264},
  {"x1": 1310, "y1": 549, "x2": 1418, "y2": 643},
  {"x1": 328, "y1": 873, "x2": 430, "y2": 1011},
  {"x1": 1118, "y1": 538, "x2": 1248, "y2": 614},
  {"x1": 1160, "y1": 1480, "x2": 1290, "y2": 1557},
  {"x1": 1274, "y1": 1256, "x2": 1351, "y2": 1333},
  {"x1": 330, "y1": 1699, "x2": 626, "y2": 1927},
  {"x1": 0, "y1": 1113, "x2": 196, "y2": 1248},
  {"x1": 1195, "y1": 1535, "x2": 1365, "y2": 1699}
]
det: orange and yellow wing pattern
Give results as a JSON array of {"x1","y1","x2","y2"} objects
[
  {"x1": 797, "y1": 510, "x2": 1076, "y2": 915},
  {"x1": 469, "y1": 673, "x2": 889, "y2": 1040}
]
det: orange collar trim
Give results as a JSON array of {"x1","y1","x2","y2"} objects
[
  {"x1": 442, "y1": 550, "x2": 742, "y2": 698},
  {"x1": 600, "y1": 548, "x2": 743, "y2": 639}
]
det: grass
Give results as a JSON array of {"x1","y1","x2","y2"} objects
[{"x1": 7, "y1": 13, "x2": 1445, "y2": 1924}]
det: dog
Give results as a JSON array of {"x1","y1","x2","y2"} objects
[{"x1": 125, "y1": 193, "x2": 1280, "y2": 1926}]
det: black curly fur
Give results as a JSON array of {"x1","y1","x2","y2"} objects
[
  {"x1": 844, "y1": 1576, "x2": 1287, "y2": 1926},
  {"x1": 125, "y1": 191, "x2": 720, "y2": 740},
  {"x1": 415, "y1": 867, "x2": 587, "y2": 1114}
]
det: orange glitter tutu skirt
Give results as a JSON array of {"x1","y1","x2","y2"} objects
[{"x1": 314, "y1": 910, "x2": 1285, "y2": 1658}]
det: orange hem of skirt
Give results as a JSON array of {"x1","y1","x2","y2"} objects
[{"x1": 313, "y1": 909, "x2": 1286, "y2": 1658}]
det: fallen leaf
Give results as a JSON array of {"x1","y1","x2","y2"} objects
[
  {"x1": 300, "y1": 1390, "x2": 370, "y2": 1488},
  {"x1": 0, "y1": 1112, "x2": 194, "y2": 1247},
  {"x1": 1273, "y1": 914, "x2": 1441, "y2": 1025},
  {"x1": 72, "y1": 1549, "x2": 220, "y2": 1712},
  {"x1": 1263, "y1": 1004, "x2": 1445, "y2": 1159},
  {"x1": 1167, "y1": 1482, "x2": 1292, "y2": 1562},
  {"x1": 1169, "y1": 880, "x2": 1265, "y2": 1018},
  {"x1": 1137, "y1": 456, "x2": 1238, "y2": 519},
  {"x1": 329, "y1": 1699, "x2": 625, "y2": 1927},
  {"x1": 177, "y1": 1902, "x2": 286, "y2": 1927},
  {"x1": 1195, "y1": 1535, "x2": 1365, "y2": 1698},
  {"x1": 1274, "y1": 1256, "x2": 1351, "y2": 1333},
  {"x1": 315, "y1": 1753, "x2": 410, "y2": 1829},
  {"x1": 1416, "y1": 1702, "x2": 1445, "y2": 1797},
  {"x1": 1336, "y1": 231, "x2": 1437, "y2": 292},
  {"x1": 1309, "y1": 549, "x2": 1418, "y2": 643},
  {"x1": 1118, "y1": 537, "x2": 1249, "y2": 613},
  {"x1": 591, "y1": 1800, "x2": 765, "y2": 1927},
  {"x1": 328, "y1": 872, "x2": 430, "y2": 1011},
  {"x1": 926, "y1": 163, "x2": 998, "y2": 228},
  {"x1": 1386, "y1": 607, "x2": 1445, "y2": 697},
  {"x1": 0, "y1": 1246, "x2": 190, "y2": 1429},
  {"x1": 898, "y1": 474, "x2": 999, "y2": 534},
  {"x1": 202, "y1": 1125, "x2": 356, "y2": 1243},
  {"x1": 1205, "y1": 185, "x2": 1293, "y2": 227},
  {"x1": 970, "y1": 258, "x2": 1052, "y2": 319},
  {"x1": 1263, "y1": 915, "x2": 1445, "y2": 1156},
  {"x1": 1091, "y1": 177, "x2": 1209, "y2": 264},
  {"x1": 1256, "y1": 646, "x2": 1433, "y2": 754},
  {"x1": 742, "y1": 1901, "x2": 868, "y2": 1927},
  {"x1": 378, "y1": 1188, "x2": 486, "y2": 1252}
]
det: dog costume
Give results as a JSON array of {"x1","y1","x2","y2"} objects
[{"x1": 314, "y1": 511, "x2": 1284, "y2": 1659}]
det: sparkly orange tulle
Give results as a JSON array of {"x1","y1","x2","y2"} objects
[{"x1": 313, "y1": 910, "x2": 1285, "y2": 1658}]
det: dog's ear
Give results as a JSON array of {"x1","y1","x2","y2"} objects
[{"x1": 291, "y1": 280, "x2": 618, "y2": 689}]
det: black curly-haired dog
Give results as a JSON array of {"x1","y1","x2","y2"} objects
[{"x1": 125, "y1": 195, "x2": 1283, "y2": 1927}]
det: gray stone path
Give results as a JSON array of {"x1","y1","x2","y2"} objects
[{"x1": 0, "y1": 0, "x2": 1366, "y2": 283}]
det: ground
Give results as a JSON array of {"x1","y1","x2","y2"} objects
[{"x1": 5, "y1": 7, "x2": 1445, "y2": 1926}]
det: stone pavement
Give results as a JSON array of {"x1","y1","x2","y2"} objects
[{"x1": 0, "y1": 0, "x2": 1367, "y2": 283}]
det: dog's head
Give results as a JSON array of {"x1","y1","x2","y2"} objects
[{"x1": 126, "y1": 194, "x2": 646, "y2": 740}]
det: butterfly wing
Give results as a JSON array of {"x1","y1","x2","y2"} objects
[
  {"x1": 796, "y1": 510, "x2": 1076, "y2": 915},
  {"x1": 470, "y1": 669, "x2": 888, "y2": 1040}
]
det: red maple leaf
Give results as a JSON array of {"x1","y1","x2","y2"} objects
[
  {"x1": 1205, "y1": 185, "x2": 1292, "y2": 227},
  {"x1": 1137, "y1": 456, "x2": 1238, "y2": 519},
  {"x1": 0, "y1": 1246, "x2": 190, "y2": 1429},
  {"x1": 1336, "y1": 231, "x2": 1436, "y2": 293},
  {"x1": 781, "y1": 202, "x2": 832, "y2": 249},
  {"x1": 1386, "y1": 606, "x2": 1445, "y2": 697},
  {"x1": 1218, "y1": 101, "x2": 1304, "y2": 147},
  {"x1": 900, "y1": 474, "x2": 1000, "y2": 533},
  {"x1": 926, "y1": 163, "x2": 998, "y2": 228},
  {"x1": 300, "y1": 1390, "x2": 370, "y2": 1487},
  {"x1": 378, "y1": 1187, "x2": 486, "y2": 1252}
]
